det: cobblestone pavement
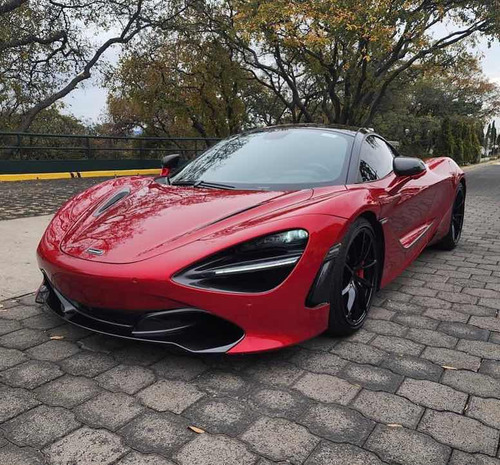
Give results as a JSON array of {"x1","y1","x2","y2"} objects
[
  {"x1": 1, "y1": 164, "x2": 500, "y2": 465},
  {"x1": 0, "y1": 178, "x2": 109, "y2": 220}
]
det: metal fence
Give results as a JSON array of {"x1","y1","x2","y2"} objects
[{"x1": 0, "y1": 132, "x2": 221, "y2": 161}]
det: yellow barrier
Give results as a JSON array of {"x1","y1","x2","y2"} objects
[{"x1": 0, "y1": 169, "x2": 161, "y2": 182}]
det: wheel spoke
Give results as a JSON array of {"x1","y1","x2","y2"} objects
[
  {"x1": 358, "y1": 232, "x2": 371, "y2": 264},
  {"x1": 355, "y1": 282, "x2": 367, "y2": 310},
  {"x1": 342, "y1": 283, "x2": 351, "y2": 295},
  {"x1": 361, "y1": 259, "x2": 377, "y2": 270},
  {"x1": 345, "y1": 285, "x2": 356, "y2": 313},
  {"x1": 345, "y1": 263, "x2": 355, "y2": 276},
  {"x1": 354, "y1": 275, "x2": 374, "y2": 289}
]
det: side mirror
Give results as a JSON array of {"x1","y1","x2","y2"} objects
[
  {"x1": 160, "y1": 154, "x2": 181, "y2": 177},
  {"x1": 393, "y1": 157, "x2": 426, "y2": 177}
]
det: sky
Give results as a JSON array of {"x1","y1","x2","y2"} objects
[{"x1": 61, "y1": 34, "x2": 500, "y2": 126}]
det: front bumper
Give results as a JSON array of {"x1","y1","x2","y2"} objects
[
  {"x1": 38, "y1": 277, "x2": 244, "y2": 353},
  {"x1": 37, "y1": 213, "x2": 346, "y2": 353}
]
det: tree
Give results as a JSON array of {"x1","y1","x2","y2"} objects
[
  {"x1": 491, "y1": 121, "x2": 497, "y2": 154},
  {"x1": 0, "y1": 0, "x2": 191, "y2": 133},
  {"x1": 435, "y1": 117, "x2": 455, "y2": 158},
  {"x1": 107, "y1": 33, "x2": 255, "y2": 138},
  {"x1": 197, "y1": 0, "x2": 499, "y2": 126}
]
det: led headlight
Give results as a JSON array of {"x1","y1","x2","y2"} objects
[
  {"x1": 239, "y1": 229, "x2": 309, "y2": 251},
  {"x1": 174, "y1": 229, "x2": 309, "y2": 293}
]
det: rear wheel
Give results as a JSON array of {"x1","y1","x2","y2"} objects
[
  {"x1": 436, "y1": 183, "x2": 465, "y2": 251},
  {"x1": 327, "y1": 218, "x2": 380, "y2": 336}
]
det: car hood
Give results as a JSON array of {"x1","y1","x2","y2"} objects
[{"x1": 60, "y1": 181, "x2": 312, "y2": 264}]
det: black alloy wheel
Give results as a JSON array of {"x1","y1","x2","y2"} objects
[
  {"x1": 437, "y1": 183, "x2": 466, "y2": 251},
  {"x1": 327, "y1": 218, "x2": 379, "y2": 335}
]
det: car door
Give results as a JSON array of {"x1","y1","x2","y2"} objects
[{"x1": 355, "y1": 136, "x2": 437, "y2": 283}]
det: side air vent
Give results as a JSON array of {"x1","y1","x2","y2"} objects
[{"x1": 93, "y1": 188, "x2": 130, "y2": 217}]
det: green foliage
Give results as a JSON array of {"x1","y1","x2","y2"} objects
[
  {"x1": 433, "y1": 117, "x2": 482, "y2": 164},
  {"x1": 106, "y1": 34, "x2": 257, "y2": 138}
]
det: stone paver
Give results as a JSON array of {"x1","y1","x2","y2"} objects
[
  {"x1": 137, "y1": 379, "x2": 205, "y2": 414},
  {"x1": 0, "y1": 359, "x2": 63, "y2": 389},
  {"x1": 34, "y1": 374, "x2": 101, "y2": 408},
  {"x1": 305, "y1": 441, "x2": 386, "y2": 465},
  {"x1": 0, "y1": 346, "x2": 27, "y2": 370},
  {"x1": 1, "y1": 164, "x2": 500, "y2": 463},
  {"x1": 119, "y1": 411, "x2": 192, "y2": 455},
  {"x1": 248, "y1": 387, "x2": 308, "y2": 419},
  {"x1": 421, "y1": 346, "x2": 481, "y2": 371},
  {"x1": 75, "y1": 391, "x2": 145, "y2": 430},
  {"x1": 442, "y1": 369, "x2": 500, "y2": 398},
  {"x1": 117, "y1": 452, "x2": 175, "y2": 465},
  {"x1": 341, "y1": 362, "x2": 404, "y2": 392},
  {"x1": 397, "y1": 378, "x2": 468, "y2": 413},
  {"x1": 184, "y1": 397, "x2": 255, "y2": 436},
  {"x1": 59, "y1": 350, "x2": 117, "y2": 377},
  {"x1": 294, "y1": 372, "x2": 360, "y2": 404},
  {"x1": 467, "y1": 396, "x2": 500, "y2": 429},
  {"x1": 25, "y1": 339, "x2": 80, "y2": 361},
  {"x1": 0, "y1": 444, "x2": 45, "y2": 465},
  {"x1": 418, "y1": 410, "x2": 499, "y2": 455},
  {"x1": 2, "y1": 405, "x2": 80, "y2": 448},
  {"x1": 241, "y1": 417, "x2": 319, "y2": 464},
  {"x1": 0, "y1": 386, "x2": 40, "y2": 422},
  {"x1": 175, "y1": 434, "x2": 255, "y2": 465},
  {"x1": 365, "y1": 424, "x2": 451, "y2": 465},
  {"x1": 96, "y1": 364, "x2": 155, "y2": 394},
  {"x1": 0, "y1": 177, "x2": 105, "y2": 220},
  {"x1": 300, "y1": 402, "x2": 374, "y2": 445},
  {"x1": 351, "y1": 389, "x2": 424, "y2": 428},
  {"x1": 450, "y1": 450, "x2": 500, "y2": 465},
  {"x1": 44, "y1": 426, "x2": 129, "y2": 465}
]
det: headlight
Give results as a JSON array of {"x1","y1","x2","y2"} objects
[{"x1": 173, "y1": 229, "x2": 308, "y2": 293}]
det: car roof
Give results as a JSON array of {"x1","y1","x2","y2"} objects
[{"x1": 244, "y1": 123, "x2": 374, "y2": 138}]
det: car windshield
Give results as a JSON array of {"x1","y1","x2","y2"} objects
[{"x1": 170, "y1": 128, "x2": 353, "y2": 190}]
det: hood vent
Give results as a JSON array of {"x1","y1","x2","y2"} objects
[{"x1": 93, "y1": 188, "x2": 131, "y2": 217}]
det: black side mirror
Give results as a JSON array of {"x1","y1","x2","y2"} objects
[
  {"x1": 160, "y1": 154, "x2": 181, "y2": 177},
  {"x1": 393, "y1": 157, "x2": 426, "y2": 177}
]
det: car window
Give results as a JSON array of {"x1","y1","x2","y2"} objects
[
  {"x1": 171, "y1": 128, "x2": 353, "y2": 190},
  {"x1": 358, "y1": 136, "x2": 394, "y2": 182}
]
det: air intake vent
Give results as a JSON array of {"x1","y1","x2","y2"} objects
[{"x1": 94, "y1": 188, "x2": 130, "y2": 217}]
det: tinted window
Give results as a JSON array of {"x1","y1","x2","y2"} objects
[
  {"x1": 359, "y1": 136, "x2": 394, "y2": 182},
  {"x1": 171, "y1": 128, "x2": 353, "y2": 190}
]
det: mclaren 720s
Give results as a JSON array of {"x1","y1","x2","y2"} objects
[{"x1": 36, "y1": 125, "x2": 465, "y2": 354}]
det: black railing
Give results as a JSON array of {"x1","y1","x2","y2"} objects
[{"x1": 0, "y1": 131, "x2": 221, "y2": 161}]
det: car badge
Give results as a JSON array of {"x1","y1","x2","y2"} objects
[{"x1": 87, "y1": 247, "x2": 104, "y2": 256}]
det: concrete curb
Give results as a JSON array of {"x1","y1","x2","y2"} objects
[
  {"x1": 0, "y1": 168, "x2": 160, "y2": 182},
  {"x1": 461, "y1": 158, "x2": 499, "y2": 172}
]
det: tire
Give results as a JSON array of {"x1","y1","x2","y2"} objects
[
  {"x1": 436, "y1": 183, "x2": 465, "y2": 251},
  {"x1": 326, "y1": 218, "x2": 380, "y2": 336}
]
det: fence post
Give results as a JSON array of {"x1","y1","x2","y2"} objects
[
  {"x1": 139, "y1": 138, "x2": 144, "y2": 160},
  {"x1": 86, "y1": 137, "x2": 92, "y2": 159},
  {"x1": 16, "y1": 133, "x2": 22, "y2": 160}
]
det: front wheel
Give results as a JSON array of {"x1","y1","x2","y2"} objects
[
  {"x1": 436, "y1": 183, "x2": 465, "y2": 251},
  {"x1": 327, "y1": 218, "x2": 380, "y2": 336}
]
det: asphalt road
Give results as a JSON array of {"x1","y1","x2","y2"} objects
[{"x1": 0, "y1": 162, "x2": 500, "y2": 465}]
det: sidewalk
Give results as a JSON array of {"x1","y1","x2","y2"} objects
[{"x1": 0, "y1": 215, "x2": 52, "y2": 299}]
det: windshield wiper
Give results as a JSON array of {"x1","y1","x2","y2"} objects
[{"x1": 171, "y1": 180, "x2": 235, "y2": 190}]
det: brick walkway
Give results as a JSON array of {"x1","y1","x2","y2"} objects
[
  {"x1": 0, "y1": 178, "x2": 106, "y2": 220},
  {"x1": 1, "y1": 165, "x2": 500, "y2": 464}
]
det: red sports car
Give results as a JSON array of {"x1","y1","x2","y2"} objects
[{"x1": 36, "y1": 126, "x2": 465, "y2": 354}]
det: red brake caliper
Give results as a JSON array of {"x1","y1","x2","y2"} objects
[{"x1": 357, "y1": 265, "x2": 364, "y2": 279}]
